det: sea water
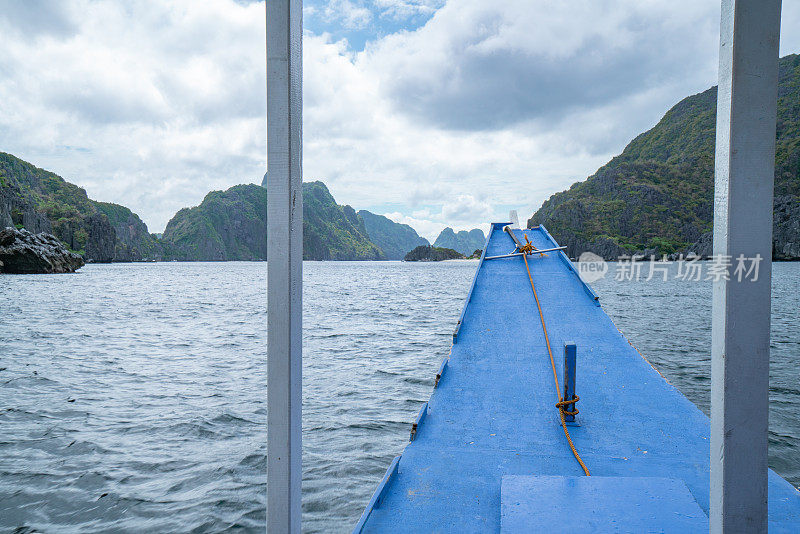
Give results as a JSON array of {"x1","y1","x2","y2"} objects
[{"x1": 1, "y1": 261, "x2": 798, "y2": 532}]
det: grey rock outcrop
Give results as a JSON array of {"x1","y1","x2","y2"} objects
[
  {"x1": 93, "y1": 201, "x2": 162, "y2": 261},
  {"x1": 84, "y1": 214, "x2": 115, "y2": 263},
  {"x1": 550, "y1": 234, "x2": 629, "y2": 261},
  {"x1": 677, "y1": 195, "x2": 799, "y2": 260},
  {"x1": 1, "y1": 151, "x2": 125, "y2": 263},
  {"x1": 774, "y1": 195, "x2": 800, "y2": 260},
  {"x1": 0, "y1": 173, "x2": 52, "y2": 235},
  {"x1": 685, "y1": 231, "x2": 713, "y2": 259},
  {"x1": 0, "y1": 227, "x2": 85, "y2": 273}
]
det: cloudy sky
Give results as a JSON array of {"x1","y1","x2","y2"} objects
[{"x1": 1, "y1": 1, "x2": 799, "y2": 240}]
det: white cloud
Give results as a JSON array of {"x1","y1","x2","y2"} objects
[
  {"x1": 383, "y1": 211, "x2": 444, "y2": 243},
  {"x1": 2, "y1": 0, "x2": 799, "y2": 238},
  {"x1": 321, "y1": 0, "x2": 373, "y2": 29},
  {"x1": 0, "y1": 0, "x2": 266, "y2": 232},
  {"x1": 441, "y1": 194, "x2": 491, "y2": 223},
  {"x1": 303, "y1": 0, "x2": 728, "y2": 237},
  {"x1": 359, "y1": 0, "x2": 720, "y2": 131},
  {"x1": 384, "y1": 196, "x2": 491, "y2": 242},
  {"x1": 374, "y1": 0, "x2": 443, "y2": 20}
]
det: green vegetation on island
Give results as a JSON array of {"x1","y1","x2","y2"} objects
[
  {"x1": 0, "y1": 152, "x2": 115, "y2": 262},
  {"x1": 0, "y1": 152, "x2": 416, "y2": 263},
  {"x1": 161, "y1": 184, "x2": 267, "y2": 261},
  {"x1": 161, "y1": 180, "x2": 386, "y2": 261},
  {"x1": 301, "y1": 181, "x2": 385, "y2": 260},
  {"x1": 433, "y1": 227, "x2": 485, "y2": 256},
  {"x1": 14, "y1": 49, "x2": 800, "y2": 268},
  {"x1": 528, "y1": 54, "x2": 800, "y2": 260},
  {"x1": 404, "y1": 245, "x2": 464, "y2": 262}
]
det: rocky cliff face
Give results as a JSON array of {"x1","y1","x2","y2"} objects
[
  {"x1": 0, "y1": 163, "x2": 53, "y2": 235},
  {"x1": 529, "y1": 160, "x2": 711, "y2": 259},
  {"x1": 261, "y1": 176, "x2": 387, "y2": 260},
  {"x1": 528, "y1": 54, "x2": 800, "y2": 260},
  {"x1": 358, "y1": 210, "x2": 429, "y2": 260},
  {"x1": 0, "y1": 152, "x2": 119, "y2": 263},
  {"x1": 0, "y1": 227, "x2": 84, "y2": 273},
  {"x1": 85, "y1": 213, "x2": 116, "y2": 263},
  {"x1": 773, "y1": 195, "x2": 800, "y2": 260},
  {"x1": 94, "y1": 201, "x2": 162, "y2": 261},
  {"x1": 433, "y1": 228, "x2": 486, "y2": 256}
]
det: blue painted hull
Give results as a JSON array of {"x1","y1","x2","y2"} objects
[{"x1": 356, "y1": 224, "x2": 800, "y2": 532}]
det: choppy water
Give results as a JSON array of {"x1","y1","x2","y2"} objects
[{"x1": 0, "y1": 261, "x2": 798, "y2": 533}]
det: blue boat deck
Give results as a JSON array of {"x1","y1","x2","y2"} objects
[{"x1": 355, "y1": 224, "x2": 800, "y2": 533}]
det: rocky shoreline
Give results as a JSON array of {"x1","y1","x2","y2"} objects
[
  {"x1": 0, "y1": 227, "x2": 84, "y2": 274},
  {"x1": 561, "y1": 223, "x2": 800, "y2": 262},
  {"x1": 549, "y1": 196, "x2": 800, "y2": 262}
]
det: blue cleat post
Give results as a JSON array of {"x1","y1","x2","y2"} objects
[{"x1": 563, "y1": 343, "x2": 577, "y2": 422}]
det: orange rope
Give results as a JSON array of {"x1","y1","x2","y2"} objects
[
  {"x1": 522, "y1": 250, "x2": 590, "y2": 476},
  {"x1": 521, "y1": 234, "x2": 547, "y2": 257},
  {"x1": 518, "y1": 243, "x2": 534, "y2": 255},
  {"x1": 556, "y1": 396, "x2": 580, "y2": 416}
]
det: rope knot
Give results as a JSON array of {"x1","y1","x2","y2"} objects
[
  {"x1": 556, "y1": 395, "x2": 580, "y2": 416},
  {"x1": 518, "y1": 242, "x2": 534, "y2": 255},
  {"x1": 518, "y1": 235, "x2": 535, "y2": 255}
]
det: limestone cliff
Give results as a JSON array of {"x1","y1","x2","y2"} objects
[{"x1": 528, "y1": 54, "x2": 800, "y2": 260}]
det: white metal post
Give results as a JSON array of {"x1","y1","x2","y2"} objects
[
  {"x1": 711, "y1": 1, "x2": 780, "y2": 532},
  {"x1": 267, "y1": 0, "x2": 302, "y2": 532}
]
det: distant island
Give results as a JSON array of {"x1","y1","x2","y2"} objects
[
  {"x1": 159, "y1": 180, "x2": 387, "y2": 261},
  {"x1": 358, "y1": 209, "x2": 429, "y2": 260},
  {"x1": 8, "y1": 49, "x2": 800, "y2": 267},
  {"x1": 433, "y1": 228, "x2": 485, "y2": 256},
  {"x1": 528, "y1": 53, "x2": 800, "y2": 261},
  {"x1": 404, "y1": 245, "x2": 464, "y2": 262},
  {"x1": 0, "y1": 151, "x2": 486, "y2": 262}
]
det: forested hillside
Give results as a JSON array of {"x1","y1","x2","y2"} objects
[{"x1": 528, "y1": 54, "x2": 800, "y2": 260}]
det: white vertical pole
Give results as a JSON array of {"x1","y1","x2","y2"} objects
[
  {"x1": 711, "y1": 1, "x2": 780, "y2": 532},
  {"x1": 267, "y1": 0, "x2": 302, "y2": 532}
]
